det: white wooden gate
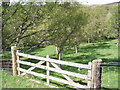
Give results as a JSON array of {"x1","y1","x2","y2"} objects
[{"x1": 11, "y1": 46, "x2": 102, "y2": 89}]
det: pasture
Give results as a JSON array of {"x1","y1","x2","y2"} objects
[
  {"x1": 16, "y1": 39, "x2": 118, "y2": 89},
  {"x1": 1, "y1": 39, "x2": 119, "y2": 89}
]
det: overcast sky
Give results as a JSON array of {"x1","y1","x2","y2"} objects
[
  {"x1": 10, "y1": 0, "x2": 120, "y2": 5},
  {"x1": 76, "y1": 0, "x2": 119, "y2": 5}
]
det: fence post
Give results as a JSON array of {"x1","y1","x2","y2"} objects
[
  {"x1": 46, "y1": 55, "x2": 50, "y2": 85},
  {"x1": 91, "y1": 59, "x2": 102, "y2": 89},
  {"x1": 11, "y1": 46, "x2": 18, "y2": 76},
  {"x1": 17, "y1": 50, "x2": 20, "y2": 76}
]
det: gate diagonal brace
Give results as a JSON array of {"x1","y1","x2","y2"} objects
[
  {"x1": 21, "y1": 61, "x2": 45, "y2": 76},
  {"x1": 51, "y1": 62, "x2": 75, "y2": 84}
]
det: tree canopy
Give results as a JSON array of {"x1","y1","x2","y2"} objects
[{"x1": 2, "y1": 1, "x2": 118, "y2": 55}]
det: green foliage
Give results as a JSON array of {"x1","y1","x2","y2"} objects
[
  {"x1": 48, "y1": 2, "x2": 88, "y2": 54},
  {"x1": 82, "y1": 4, "x2": 118, "y2": 43},
  {"x1": 2, "y1": 2, "x2": 52, "y2": 49},
  {"x1": 2, "y1": 2, "x2": 118, "y2": 52}
]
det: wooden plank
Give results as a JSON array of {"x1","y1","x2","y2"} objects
[
  {"x1": 46, "y1": 55, "x2": 50, "y2": 85},
  {"x1": 17, "y1": 60, "x2": 88, "y2": 80},
  {"x1": 87, "y1": 62, "x2": 92, "y2": 88},
  {"x1": 18, "y1": 68, "x2": 88, "y2": 88},
  {"x1": 21, "y1": 61, "x2": 45, "y2": 76},
  {"x1": 17, "y1": 52, "x2": 89, "y2": 69},
  {"x1": 51, "y1": 62, "x2": 74, "y2": 83}
]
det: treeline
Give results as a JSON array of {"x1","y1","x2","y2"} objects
[{"x1": 2, "y1": 1, "x2": 118, "y2": 58}]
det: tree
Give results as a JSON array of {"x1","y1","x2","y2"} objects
[
  {"x1": 82, "y1": 4, "x2": 118, "y2": 43},
  {"x1": 48, "y1": 2, "x2": 88, "y2": 60},
  {"x1": 2, "y1": 2, "x2": 56, "y2": 51}
]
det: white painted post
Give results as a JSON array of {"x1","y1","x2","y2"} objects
[
  {"x1": 17, "y1": 50, "x2": 20, "y2": 76},
  {"x1": 88, "y1": 62, "x2": 92, "y2": 88},
  {"x1": 46, "y1": 55, "x2": 50, "y2": 85}
]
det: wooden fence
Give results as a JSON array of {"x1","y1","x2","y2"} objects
[{"x1": 11, "y1": 46, "x2": 102, "y2": 89}]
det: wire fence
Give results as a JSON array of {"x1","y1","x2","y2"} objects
[
  {"x1": 0, "y1": 51, "x2": 119, "y2": 89},
  {"x1": 101, "y1": 62, "x2": 119, "y2": 89},
  {"x1": 0, "y1": 51, "x2": 12, "y2": 75}
]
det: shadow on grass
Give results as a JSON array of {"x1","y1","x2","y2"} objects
[
  {"x1": 101, "y1": 58, "x2": 119, "y2": 63},
  {"x1": 64, "y1": 42, "x2": 111, "y2": 55},
  {"x1": 48, "y1": 79, "x2": 87, "y2": 89},
  {"x1": 60, "y1": 39, "x2": 116, "y2": 64},
  {"x1": 21, "y1": 46, "x2": 46, "y2": 54},
  {"x1": 101, "y1": 87, "x2": 119, "y2": 90}
]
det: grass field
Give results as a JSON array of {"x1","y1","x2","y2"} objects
[
  {"x1": 24, "y1": 39, "x2": 118, "y2": 63},
  {"x1": 1, "y1": 39, "x2": 119, "y2": 89}
]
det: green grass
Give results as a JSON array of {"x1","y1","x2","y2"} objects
[
  {"x1": 2, "y1": 39, "x2": 119, "y2": 89},
  {"x1": 0, "y1": 69, "x2": 49, "y2": 89},
  {"x1": 25, "y1": 39, "x2": 118, "y2": 63},
  {"x1": 101, "y1": 67, "x2": 118, "y2": 88}
]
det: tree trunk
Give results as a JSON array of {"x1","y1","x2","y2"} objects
[
  {"x1": 57, "y1": 51, "x2": 62, "y2": 67},
  {"x1": 88, "y1": 38, "x2": 90, "y2": 43},
  {"x1": 75, "y1": 45, "x2": 77, "y2": 54},
  {"x1": 56, "y1": 46, "x2": 58, "y2": 55},
  {"x1": 116, "y1": 41, "x2": 120, "y2": 47}
]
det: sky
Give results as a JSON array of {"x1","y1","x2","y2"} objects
[
  {"x1": 76, "y1": 0, "x2": 119, "y2": 5},
  {"x1": 10, "y1": 0, "x2": 120, "y2": 5}
]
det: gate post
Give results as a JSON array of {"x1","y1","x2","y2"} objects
[
  {"x1": 11, "y1": 46, "x2": 18, "y2": 76},
  {"x1": 91, "y1": 59, "x2": 102, "y2": 89}
]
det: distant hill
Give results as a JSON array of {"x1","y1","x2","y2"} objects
[{"x1": 101, "y1": 1, "x2": 119, "y2": 5}]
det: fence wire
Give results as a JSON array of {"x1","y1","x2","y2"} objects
[
  {"x1": 101, "y1": 62, "x2": 119, "y2": 89},
  {"x1": 0, "y1": 51, "x2": 12, "y2": 75}
]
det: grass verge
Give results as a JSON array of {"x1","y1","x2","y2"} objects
[{"x1": 1, "y1": 69, "x2": 49, "y2": 89}]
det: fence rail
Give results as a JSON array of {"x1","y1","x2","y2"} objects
[
  {"x1": 17, "y1": 60, "x2": 88, "y2": 80},
  {"x1": 11, "y1": 46, "x2": 102, "y2": 89},
  {"x1": 17, "y1": 52, "x2": 90, "y2": 69}
]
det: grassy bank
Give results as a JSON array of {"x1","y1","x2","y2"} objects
[{"x1": 1, "y1": 69, "x2": 49, "y2": 89}]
